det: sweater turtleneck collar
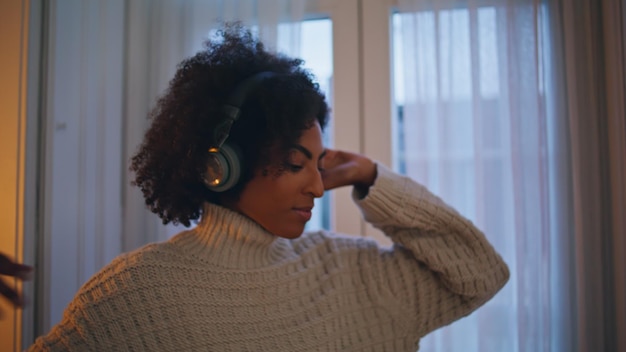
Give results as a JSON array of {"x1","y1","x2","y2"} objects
[{"x1": 170, "y1": 202, "x2": 296, "y2": 269}]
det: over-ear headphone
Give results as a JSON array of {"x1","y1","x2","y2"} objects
[{"x1": 203, "y1": 71, "x2": 276, "y2": 192}]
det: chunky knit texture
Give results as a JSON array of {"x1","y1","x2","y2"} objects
[{"x1": 29, "y1": 165, "x2": 509, "y2": 351}]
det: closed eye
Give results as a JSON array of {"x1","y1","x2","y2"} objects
[{"x1": 287, "y1": 164, "x2": 303, "y2": 172}]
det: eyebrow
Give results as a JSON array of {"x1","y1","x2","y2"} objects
[{"x1": 291, "y1": 145, "x2": 326, "y2": 161}]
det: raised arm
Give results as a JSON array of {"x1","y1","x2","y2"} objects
[{"x1": 323, "y1": 150, "x2": 510, "y2": 336}]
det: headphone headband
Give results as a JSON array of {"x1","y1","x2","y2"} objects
[{"x1": 212, "y1": 71, "x2": 277, "y2": 149}]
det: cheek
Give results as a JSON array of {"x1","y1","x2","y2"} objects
[
  {"x1": 257, "y1": 175, "x2": 303, "y2": 207},
  {"x1": 264, "y1": 179, "x2": 297, "y2": 204},
  {"x1": 239, "y1": 170, "x2": 305, "y2": 208},
  {"x1": 244, "y1": 177, "x2": 289, "y2": 208}
]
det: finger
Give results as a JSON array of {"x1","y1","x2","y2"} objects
[
  {"x1": 322, "y1": 164, "x2": 355, "y2": 190},
  {"x1": 0, "y1": 253, "x2": 33, "y2": 279},
  {"x1": 0, "y1": 264, "x2": 33, "y2": 280},
  {"x1": 320, "y1": 149, "x2": 342, "y2": 169},
  {"x1": 0, "y1": 278, "x2": 23, "y2": 308}
]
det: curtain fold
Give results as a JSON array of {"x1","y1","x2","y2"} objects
[
  {"x1": 558, "y1": 0, "x2": 626, "y2": 350},
  {"x1": 601, "y1": 0, "x2": 626, "y2": 349},
  {"x1": 396, "y1": 0, "x2": 575, "y2": 350},
  {"x1": 42, "y1": 0, "x2": 127, "y2": 332}
]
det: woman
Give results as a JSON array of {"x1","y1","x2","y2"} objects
[{"x1": 30, "y1": 25, "x2": 509, "y2": 351}]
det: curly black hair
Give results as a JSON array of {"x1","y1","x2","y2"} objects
[{"x1": 130, "y1": 23, "x2": 330, "y2": 226}]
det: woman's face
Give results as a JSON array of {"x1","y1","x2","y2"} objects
[{"x1": 227, "y1": 121, "x2": 326, "y2": 238}]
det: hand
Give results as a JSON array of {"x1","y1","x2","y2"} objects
[
  {"x1": 321, "y1": 149, "x2": 377, "y2": 191},
  {"x1": 0, "y1": 252, "x2": 32, "y2": 317}
]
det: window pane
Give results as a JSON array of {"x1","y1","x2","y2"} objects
[
  {"x1": 294, "y1": 19, "x2": 333, "y2": 232},
  {"x1": 392, "y1": 8, "x2": 515, "y2": 351}
]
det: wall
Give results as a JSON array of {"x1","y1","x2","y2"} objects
[{"x1": 0, "y1": 0, "x2": 30, "y2": 351}]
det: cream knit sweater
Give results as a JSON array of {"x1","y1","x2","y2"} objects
[{"x1": 29, "y1": 165, "x2": 509, "y2": 351}]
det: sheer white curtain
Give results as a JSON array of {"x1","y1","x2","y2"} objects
[
  {"x1": 395, "y1": 0, "x2": 574, "y2": 350},
  {"x1": 123, "y1": 0, "x2": 307, "y2": 249}
]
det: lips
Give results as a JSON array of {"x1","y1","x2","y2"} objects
[{"x1": 293, "y1": 206, "x2": 313, "y2": 222}]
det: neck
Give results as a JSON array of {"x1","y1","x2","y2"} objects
[{"x1": 170, "y1": 203, "x2": 295, "y2": 269}]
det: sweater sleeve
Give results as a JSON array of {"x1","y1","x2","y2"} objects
[
  {"x1": 27, "y1": 253, "x2": 135, "y2": 352},
  {"x1": 352, "y1": 164, "x2": 510, "y2": 337}
]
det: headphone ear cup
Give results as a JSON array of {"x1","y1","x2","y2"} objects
[
  {"x1": 204, "y1": 72, "x2": 273, "y2": 193},
  {"x1": 218, "y1": 144, "x2": 242, "y2": 191},
  {"x1": 203, "y1": 144, "x2": 242, "y2": 192}
]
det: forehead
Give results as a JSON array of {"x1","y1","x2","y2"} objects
[
  {"x1": 260, "y1": 121, "x2": 324, "y2": 167},
  {"x1": 298, "y1": 122, "x2": 323, "y2": 145},
  {"x1": 290, "y1": 123, "x2": 323, "y2": 155}
]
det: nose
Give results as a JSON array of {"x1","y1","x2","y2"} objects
[{"x1": 305, "y1": 169, "x2": 324, "y2": 198}]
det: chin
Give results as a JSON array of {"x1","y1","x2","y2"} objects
[
  {"x1": 274, "y1": 226, "x2": 305, "y2": 239},
  {"x1": 276, "y1": 231, "x2": 304, "y2": 239}
]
